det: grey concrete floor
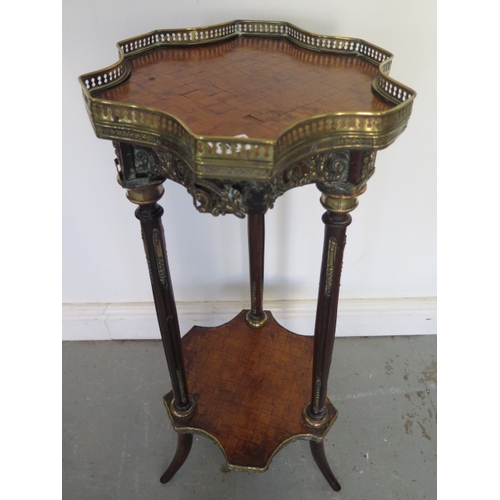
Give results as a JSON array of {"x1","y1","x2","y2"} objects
[{"x1": 62, "y1": 335, "x2": 436, "y2": 500}]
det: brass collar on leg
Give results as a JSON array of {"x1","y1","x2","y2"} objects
[
  {"x1": 126, "y1": 183, "x2": 165, "y2": 205},
  {"x1": 169, "y1": 396, "x2": 197, "y2": 420},
  {"x1": 320, "y1": 184, "x2": 367, "y2": 213},
  {"x1": 303, "y1": 403, "x2": 332, "y2": 430}
]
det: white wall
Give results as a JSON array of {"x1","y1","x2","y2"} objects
[{"x1": 62, "y1": 1, "x2": 436, "y2": 335}]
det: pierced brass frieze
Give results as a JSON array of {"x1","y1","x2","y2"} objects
[
  {"x1": 115, "y1": 145, "x2": 377, "y2": 216},
  {"x1": 274, "y1": 151, "x2": 350, "y2": 197}
]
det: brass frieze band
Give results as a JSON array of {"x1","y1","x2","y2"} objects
[{"x1": 117, "y1": 147, "x2": 375, "y2": 218}]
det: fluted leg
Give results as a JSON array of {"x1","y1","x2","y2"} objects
[
  {"x1": 127, "y1": 184, "x2": 195, "y2": 419},
  {"x1": 305, "y1": 210, "x2": 351, "y2": 427},
  {"x1": 246, "y1": 213, "x2": 268, "y2": 328}
]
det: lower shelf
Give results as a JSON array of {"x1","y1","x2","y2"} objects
[{"x1": 164, "y1": 310, "x2": 337, "y2": 471}]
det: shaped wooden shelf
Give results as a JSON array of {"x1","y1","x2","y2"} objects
[{"x1": 164, "y1": 311, "x2": 337, "y2": 471}]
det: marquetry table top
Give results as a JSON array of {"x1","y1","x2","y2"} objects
[
  {"x1": 79, "y1": 21, "x2": 415, "y2": 172},
  {"x1": 93, "y1": 35, "x2": 393, "y2": 140}
]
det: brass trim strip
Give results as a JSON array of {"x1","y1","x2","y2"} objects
[
  {"x1": 152, "y1": 229, "x2": 167, "y2": 286},
  {"x1": 324, "y1": 238, "x2": 337, "y2": 297},
  {"x1": 163, "y1": 394, "x2": 338, "y2": 472}
]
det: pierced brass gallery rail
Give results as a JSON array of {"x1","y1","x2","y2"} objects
[{"x1": 79, "y1": 20, "x2": 415, "y2": 190}]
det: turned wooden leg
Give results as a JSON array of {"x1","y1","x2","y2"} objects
[
  {"x1": 128, "y1": 184, "x2": 195, "y2": 419},
  {"x1": 160, "y1": 433, "x2": 194, "y2": 484},
  {"x1": 310, "y1": 440, "x2": 341, "y2": 492},
  {"x1": 305, "y1": 208, "x2": 352, "y2": 427},
  {"x1": 304, "y1": 152, "x2": 367, "y2": 429},
  {"x1": 246, "y1": 213, "x2": 268, "y2": 328}
]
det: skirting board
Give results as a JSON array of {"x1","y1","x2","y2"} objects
[{"x1": 62, "y1": 297, "x2": 436, "y2": 341}]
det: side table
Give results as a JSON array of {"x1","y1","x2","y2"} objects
[{"x1": 79, "y1": 20, "x2": 415, "y2": 492}]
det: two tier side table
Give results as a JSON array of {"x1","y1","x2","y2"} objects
[{"x1": 79, "y1": 20, "x2": 415, "y2": 493}]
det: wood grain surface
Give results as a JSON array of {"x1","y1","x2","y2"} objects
[{"x1": 164, "y1": 311, "x2": 337, "y2": 470}]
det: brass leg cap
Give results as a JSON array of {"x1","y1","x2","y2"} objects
[
  {"x1": 245, "y1": 310, "x2": 268, "y2": 328},
  {"x1": 303, "y1": 403, "x2": 330, "y2": 429},
  {"x1": 169, "y1": 396, "x2": 196, "y2": 420}
]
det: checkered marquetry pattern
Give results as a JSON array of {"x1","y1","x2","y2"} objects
[
  {"x1": 97, "y1": 36, "x2": 392, "y2": 140},
  {"x1": 168, "y1": 311, "x2": 337, "y2": 470}
]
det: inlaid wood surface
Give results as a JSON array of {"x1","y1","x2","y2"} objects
[
  {"x1": 164, "y1": 311, "x2": 337, "y2": 470},
  {"x1": 96, "y1": 36, "x2": 393, "y2": 140}
]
